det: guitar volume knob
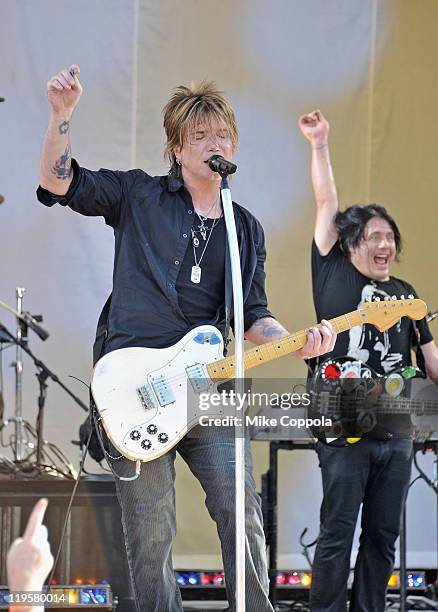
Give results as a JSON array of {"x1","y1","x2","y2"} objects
[
  {"x1": 158, "y1": 433, "x2": 169, "y2": 443},
  {"x1": 147, "y1": 424, "x2": 158, "y2": 435},
  {"x1": 141, "y1": 439, "x2": 152, "y2": 450},
  {"x1": 130, "y1": 430, "x2": 141, "y2": 441}
]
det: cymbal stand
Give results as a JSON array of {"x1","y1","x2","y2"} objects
[{"x1": 0, "y1": 319, "x2": 88, "y2": 472}]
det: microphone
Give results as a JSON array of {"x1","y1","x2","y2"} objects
[
  {"x1": 207, "y1": 154, "x2": 237, "y2": 176},
  {"x1": 21, "y1": 312, "x2": 50, "y2": 341}
]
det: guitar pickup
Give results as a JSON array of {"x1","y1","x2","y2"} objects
[
  {"x1": 186, "y1": 363, "x2": 211, "y2": 393},
  {"x1": 150, "y1": 374, "x2": 176, "y2": 407}
]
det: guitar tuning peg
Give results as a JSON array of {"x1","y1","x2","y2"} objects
[
  {"x1": 400, "y1": 294, "x2": 405, "y2": 300},
  {"x1": 375, "y1": 297, "x2": 381, "y2": 302},
  {"x1": 408, "y1": 294, "x2": 414, "y2": 299},
  {"x1": 384, "y1": 296, "x2": 390, "y2": 301},
  {"x1": 391, "y1": 295, "x2": 397, "y2": 300},
  {"x1": 365, "y1": 297, "x2": 372, "y2": 302}
]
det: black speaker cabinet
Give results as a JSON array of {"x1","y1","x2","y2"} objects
[{"x1": 0, "y1": 475, "x2": 136, "y2": 612}]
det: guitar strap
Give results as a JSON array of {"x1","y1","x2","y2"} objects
[
  {"x1": 82, "y1": 295, "x2": 112, "y2": 463},
  {"x1": 93, "y1": 294, "x2": 112, "y2": 366},
  {"x1": 412, "y1": 319, "x2": 427, "y2": 376}
]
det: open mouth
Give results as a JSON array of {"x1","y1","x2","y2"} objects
[{"x1": 374, "y1": 255, "x2": 389, "y2": 266}]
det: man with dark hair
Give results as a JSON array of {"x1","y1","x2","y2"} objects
[
  {"x1": 36, "y1": 66, "x2": 336, "y2": 612},
  {"x1": 334, "y1": 203, "x2": 402, "y2": 260},
  {"x1": 299, "y1": 110, "x2": 438, "y2": 612}
]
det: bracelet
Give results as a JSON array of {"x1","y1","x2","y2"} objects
[{"x1": 312, "y1": 143, "x2": 328, "y2": 150}]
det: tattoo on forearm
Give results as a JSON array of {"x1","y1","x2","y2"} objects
[
  {"x1": 58, "y1": 120, "x2": 70, "y2": 135},
  {"x1": 51, "y1": 144, "x2": 72, "y2": 180},
  {"x1": 253, "y1": 318, "x2": 288, "y2": 340}
]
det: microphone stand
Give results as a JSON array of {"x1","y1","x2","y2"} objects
[
  {"x1": 15, "y1": 288, "x2": 26, "y2": 461},
  {"x1": 0, "y1": 292, "x2": 50, "y2": 462},
  {"x1": 0, "y1": 322, "x2": 88, "y2": 469},
  {"x1": 218, "y1": 167, "x2": 246, "y2": 612}
]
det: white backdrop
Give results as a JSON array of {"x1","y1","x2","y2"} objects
[{"x1": 1, "y1": 0, "x2": 437, "y2": 569}]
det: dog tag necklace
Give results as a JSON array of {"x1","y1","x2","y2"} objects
[{"x1": 191, "y1": 200, "x2": 220, "y2": 284}]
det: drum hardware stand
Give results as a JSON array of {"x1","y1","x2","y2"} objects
[
  {"x1": 0, "y1": 290, "x2": 50, "y2": 463},
  {"x1": 0, "y1": 292, "x2": 88, "y2": 472}
]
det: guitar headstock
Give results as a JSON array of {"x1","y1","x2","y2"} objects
[{"x1": 359, "y1": 297, "x2": 427, "y2": 332}]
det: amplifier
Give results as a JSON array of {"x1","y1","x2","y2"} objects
[{"x1": 0, "y1": 476, "x2": 135, "y2": 612}]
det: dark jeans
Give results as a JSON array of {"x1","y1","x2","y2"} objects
[
  {"x1": 310, "y1": 437, "x2": 413, "y2": 612},
  {"x1": 108, "y1": 426, "x2": 273, "y2": 612}
]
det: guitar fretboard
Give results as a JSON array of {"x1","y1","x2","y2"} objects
[{"x1": 207, "y1": 311, "x2": 363, "y2": 381}]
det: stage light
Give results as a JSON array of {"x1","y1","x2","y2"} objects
[
  {"x1": 80, "y1": 587, "x2": 109, "y2": 605},
  {"x1": 407, "y1": 573, "x2": 424, "y2": 588},
  {"x1": 213, "y1": 572, "x2": 225, "y2": 585},
  {"x1": 68, "y1": 589, "x2": 78, "y2": 604},
  {"x1": 288, "y1": 573, "x2": 301, "y2": 586},
  {"x1": 386, "y1": 571, "x2": 426, "y2": 590},
  {"x1": 201, "y1": 573, "x2": 213, "y2": 585},
  {"x1": 188, "y1": 573, "x2": 200, "y2": 585},
  {"x1": 173, "y1": 568, "x2": 426, "y2": 593},
  {"x1": 388, "y1": 573, "x2": 399, "y2": 587}
]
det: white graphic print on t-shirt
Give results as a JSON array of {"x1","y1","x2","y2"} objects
[{"x1": 347, "y1": 283, "x2": 403, "y2": 373}]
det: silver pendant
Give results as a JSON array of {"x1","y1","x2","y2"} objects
[
  {"x1": 193, "y1": 236, "x2": 200, "y2": 248},
  {"x1": 191, "y1": 265, "x2": 201, "y2": 283},
  {"x1": 198, "y1": 220, "x2": 207, "y2": 240}
]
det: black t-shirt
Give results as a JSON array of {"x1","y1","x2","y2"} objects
[
  {"x1": 311, "y1": 239, "x2": 433, "y2": 437},
  {"x1": 176, "y1": 216, "x2": 226, "y2": 326}
]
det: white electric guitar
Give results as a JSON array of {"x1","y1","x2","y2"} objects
[{"x1": 91, "y1": 298, "x2": 427, "y2": 462}]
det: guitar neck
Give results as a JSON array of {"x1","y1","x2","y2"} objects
[{"x1": 207, "y1": 310, "x2": 363, "y2": 381}]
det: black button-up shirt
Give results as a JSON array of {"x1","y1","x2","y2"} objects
[{"x1": 37, "y1": 160, "x2": 273, "y2": 355}]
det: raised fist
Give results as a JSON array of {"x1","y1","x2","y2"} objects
[
  {"x1": 298, "y1": 110, "x2": 329, "y2": 147},
  {"x1": 47, "y1": 64, "x2": 82, "y2": 115}
]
